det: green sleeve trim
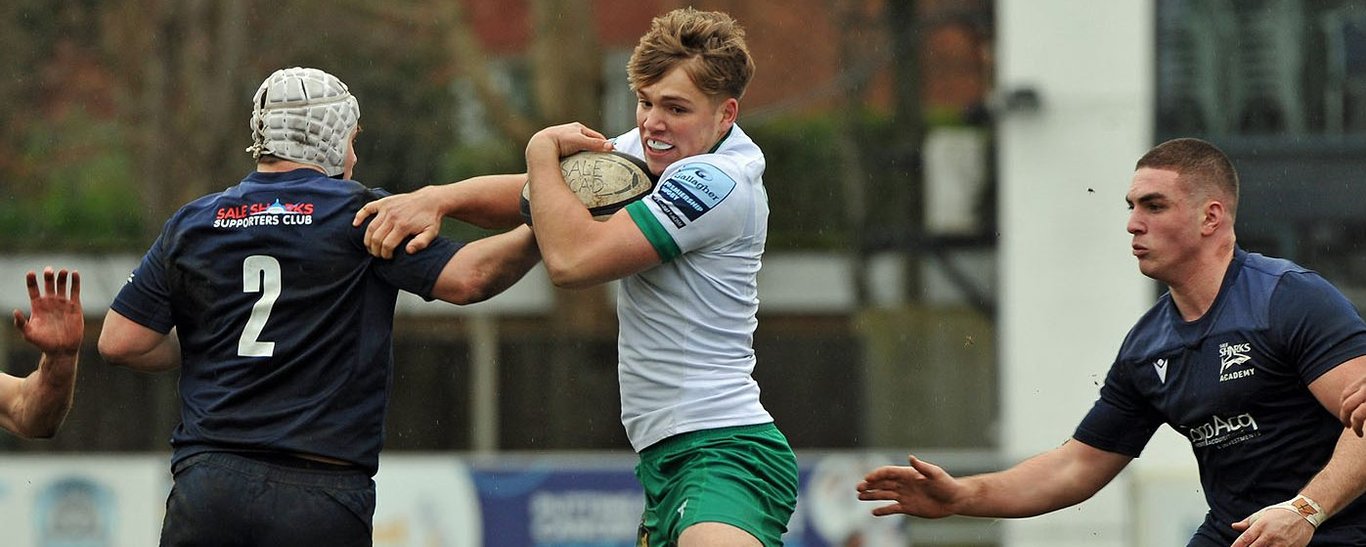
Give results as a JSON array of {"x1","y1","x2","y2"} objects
[{"x1": 627, "y1": 201, "x2": 681, "y2": 262}]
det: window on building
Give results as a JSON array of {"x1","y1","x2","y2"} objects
[
  {"x1": 1157, "y1": 0, "x2": 1366, "y2": 136},
  {"x1": 1157, "y1": 0, "x2": 1366, "y2": 304}
]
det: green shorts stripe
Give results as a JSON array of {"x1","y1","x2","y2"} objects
[{"x1": 634, "y1": 423, "x2": 798, "y2": 547}]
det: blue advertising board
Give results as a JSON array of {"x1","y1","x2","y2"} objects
[{"x1": 465, "y1": 453, "x2": 906, "y2": 546}]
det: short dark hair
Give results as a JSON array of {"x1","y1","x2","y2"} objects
[{"x1": 1136, "y1": 137, "x2": 1239, "y2": 218}]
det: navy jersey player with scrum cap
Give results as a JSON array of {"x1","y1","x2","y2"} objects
[
  {"x1": 97, "y1": 67, "x2": 540, "y2": 546},
  {"x1": 858, "y1": 138, "x2": 1366, "y2": 546}
]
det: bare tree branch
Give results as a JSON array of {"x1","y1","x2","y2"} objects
[
  {"x1": 530, "y1": 0, "x2": 602, "y2": 128},
  {"x1": 440, "y1": 0, "x2": 538, "y2": 145}
]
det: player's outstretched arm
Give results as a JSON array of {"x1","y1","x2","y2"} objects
[
  {"x1": 2, "y1": 268, "x2": 83, "y2": 438},
  {"x1": 98, "y1": 310, "x2": 181, "y2": 373},
  {"x1": 353, "y1": 174, "x2": 528, "y2": 259},
  {"x1": 858, "y1": 439, "x2": 1130, "y2": 519},
  {"x1": 856, "y1": 455, "x2": 972, "y2": 519},
  {"x1": 431, "y1": 224, "x2": 542, "y2": 305}
]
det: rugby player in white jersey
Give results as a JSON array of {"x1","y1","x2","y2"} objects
[{"x1": 356, "y1": 8, "x2": 796, "y2": 546}]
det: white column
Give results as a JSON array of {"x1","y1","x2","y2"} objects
[{"x1": 996, "y1": 1, "x2": 1161, "y2": 545}]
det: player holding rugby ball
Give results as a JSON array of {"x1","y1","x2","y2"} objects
[{"x1": 356, "y1": 8, "x2": 796, "y2": 546}]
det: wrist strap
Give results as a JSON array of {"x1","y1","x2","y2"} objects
[{"x1": 1265, "y1": 495, "x2": 1326, "y2": 528}]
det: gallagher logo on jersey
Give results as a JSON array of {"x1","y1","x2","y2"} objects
[
  {"x1": 213, "y1": 198, "x2": 315, "y2": 229},
  {"x1": 1217, "y1": 341, "x2": 1255, "y2": 383},
  {"x1": 654, "y1": 163, "x2": 736, "y2": 226}
]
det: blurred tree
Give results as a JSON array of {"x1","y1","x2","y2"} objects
[
  {"x1": 456, "y1": 0, "x2": 613, "y2": 448},
  {"x1": 0, "y1": 0, "x2": 51, "y2": 188},
  {"x1": 353, "y1": 0, "x2": 616, "y2": 448},
  {"x1": 2, "y1": 113, "x2": 141, "y2": 249},
  {"x1": 888, "y1": 0, "x2": 926, "y2": 302},
  {"x1": 97, "y1": 0, "x2": 249, "y2": 239},
  {"x1": 524, "y1": 0, "x2": 613, "y2": 448},
  {"x1": 529, "y1": 1, "x2": 604, "y2": 131},
  {"x1": 832, "y1": 0, "x2": 879, "y2": 305},
  {"x1": 0, "y1": 1, "x2": 142, "y2": 250},
  {"x1": 103, "y1": 0, "x2": 463, "y2": 235},
  {"x1": 747, "y1": 116, "x2": 846, "y2": 248},
  {"x1": 281, "y1": 1, "x2": 461, "y2": 194}
]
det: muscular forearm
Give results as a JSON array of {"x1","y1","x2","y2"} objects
[
  {"x1": 957, "y1": 441, "x2": 1129, "y2": 518},
  {"x1": 476, "y1": 226, "x2": 543, "y2": 298},
  {"x1": 432, "y1": 225, "x2": 542, "y2": 304},
  {"x1": 957, "y1": 458, "x2": 1097, "y2": 516},
  {"x1": 1297, "y1": 429, "x2": 1366, "y2": 519},
  {"x1": 428, "y1": 175, "x2": 527, "y2": 229},
  {"x1": 525, "y1": 138, "x2": 599, "y2": 279},
  {"x1": 11, "y1": 352, "x2": 78, "y2": 438}
]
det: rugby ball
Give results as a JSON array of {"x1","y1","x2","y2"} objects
[{"x1": 520, "y1": 150, "x2": 658, "y2": 224}]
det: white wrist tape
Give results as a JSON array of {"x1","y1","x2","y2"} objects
[{"x1": 1263, "y1": 494, "x2": 1326, "y2": 528}]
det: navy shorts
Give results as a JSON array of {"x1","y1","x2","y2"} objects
[{"x1": 159, "y1": 452, "x2": 375, "y2": 547}]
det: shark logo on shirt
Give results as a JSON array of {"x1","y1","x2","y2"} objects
[{"x1": 1218, "y1": 342, "x2": 1256, "y2": 382}]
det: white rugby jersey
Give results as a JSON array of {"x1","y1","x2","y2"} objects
[{"x1": 612, "y1": 125, "x2": 774, "y2": 452}]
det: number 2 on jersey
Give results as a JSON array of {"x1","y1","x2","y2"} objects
[{"x1": 239, "y1": 255, "x2": 281, "y2": 357}]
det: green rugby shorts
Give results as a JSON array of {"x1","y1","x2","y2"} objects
[{"x1": 633, "y1": 423, "x2": 798, "y2": 547}]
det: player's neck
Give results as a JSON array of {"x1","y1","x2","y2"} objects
[
  {"x1": 1167, "y1": 239, "x2": 1236, "y2": 322},
  {"x1": 257, "y1": 160, "x2": 326, "y2": 176}
]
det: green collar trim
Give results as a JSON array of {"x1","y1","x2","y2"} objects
[{"x1": 708, "y1": 126, "x2": 734, "y2": 154}]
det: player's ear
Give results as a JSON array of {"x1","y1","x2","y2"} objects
[
  {"x1": 718, "y1": 97, "x2": 739, "y2": 127},
  {"x1": 1201, "y1": 199, "x2": 1226, "y2": 235}
]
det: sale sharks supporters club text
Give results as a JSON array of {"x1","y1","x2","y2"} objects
[{"x1": 214, "y1": 199, "x2": 314, "y2": 229}]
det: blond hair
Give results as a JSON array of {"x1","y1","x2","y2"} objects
[{"x1": 627, "y1": 8, "x2": 755, "y2": 100}]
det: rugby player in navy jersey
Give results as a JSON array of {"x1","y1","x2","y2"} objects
[
  {"x1": 96, "y1": 67, "x2": 540, "y2": 547},
  {"x1": 858, "y1": 138, "x2": 1366, "y2": 546},
  {"x1": 3, "y1": 267, "x2": 82, "y2": 439}
]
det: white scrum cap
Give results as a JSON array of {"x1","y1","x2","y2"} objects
[{"x1": 245, "y1": 67, "x2": 360, "y2": 177}]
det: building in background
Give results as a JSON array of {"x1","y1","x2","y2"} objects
[{"x1": 7, "y1": 1, "x2": 1366, "y2": 545}]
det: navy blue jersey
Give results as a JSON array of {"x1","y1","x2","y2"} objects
[
  {"x1": 111, "y1": 168, "x2": 460, "y2": 475},
  {"x1": 1075, "y1": 248, "x2": 1366, "y2": 543}
]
